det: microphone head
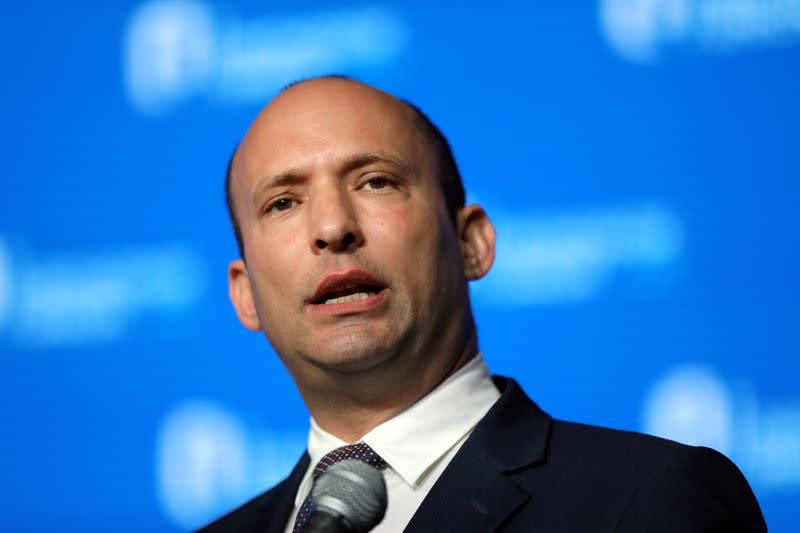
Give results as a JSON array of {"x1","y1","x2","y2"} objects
[{"x1": 311, "y1": 458, "x2": 388, "y2": 532}]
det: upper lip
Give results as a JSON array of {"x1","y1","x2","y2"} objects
[{"x1": 309, "y1": 269, "x2": 387, "y2": 304}]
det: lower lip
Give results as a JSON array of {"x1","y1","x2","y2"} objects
[{"x1": 308, "y1": 288, "x2": 390, "y2": 315}]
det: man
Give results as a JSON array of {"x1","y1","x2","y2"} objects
[{"x1": 201, "y1": 76, "x2": 765, "y2": 532}]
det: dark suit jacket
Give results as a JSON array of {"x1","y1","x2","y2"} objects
[{"x1": 198, "y1": 377, "x2": 766, "y2": 532}]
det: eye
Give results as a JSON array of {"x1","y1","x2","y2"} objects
[
  {"x1": 266, "y1": 197, "x2": 296, "y2": 214},
  {"x1": 361, "y1": 176, "x2": 392, "y2": 191}
]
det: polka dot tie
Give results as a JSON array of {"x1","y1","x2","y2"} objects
[{"x1": 292, "y1": 442, "x2": 387, "y2": 532}]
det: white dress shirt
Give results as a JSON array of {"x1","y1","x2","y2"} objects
[{"x1": 283, "y1": 353, "x2": 500, "y2": 532}]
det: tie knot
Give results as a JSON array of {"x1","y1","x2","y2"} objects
[
  {"x1": 313, "y1": 442, "x2": 387, "y2": 480},
  {"x1": 293, "y1": 443, "x2": 388, "y2": 533}
]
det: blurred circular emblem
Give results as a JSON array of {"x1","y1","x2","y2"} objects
[
  {"x1": 643, "y1": 364, "x2": 733, "y2": 455},
  {"x1": 599, "y1": 0, "x2": 689, "y2": 63},
  {"x1": 124, "y1": 0, "x2": 216, "y2": 116}
]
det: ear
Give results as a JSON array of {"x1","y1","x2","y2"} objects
[
  {"x1": 456, "y1": 204, "x2": 496, "y2": 280},
  {"x1": 228, "y1": 259, "x2": 262, "y2": 331}
]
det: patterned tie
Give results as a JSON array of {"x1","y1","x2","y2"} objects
[{"x1": 292, "y1": 442, "x2": 388, "y2": 532}]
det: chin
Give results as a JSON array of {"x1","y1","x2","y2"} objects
[{"x1": 302, "y1": 334, "x2": 401, "y2": 374}]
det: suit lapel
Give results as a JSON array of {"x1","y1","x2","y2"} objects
[
  {"x1": 251, "y1": 452, "x2": 310, "y2": 533},
  {"x1": 404, "y1": 377, "x2": 552, "y2": 532},
  {"x1": 403, "y1": 438, "x2": 530, "y2": 532}
]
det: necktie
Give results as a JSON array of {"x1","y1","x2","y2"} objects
[{"x1": 292, "y1": 442, "x2": 387, "y2": 532}]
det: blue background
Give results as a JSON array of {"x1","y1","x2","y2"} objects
[{"x1": 1, "y1": 1, "x2": 798, "y2": 530}]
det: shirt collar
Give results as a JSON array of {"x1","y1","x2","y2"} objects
[{"x1": 296, "y1": 353, "x2": 499, "y2": 505}]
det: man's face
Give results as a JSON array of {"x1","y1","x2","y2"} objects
[{"x1": 228, "y1": 80, "x2": 474, "y2": 380}]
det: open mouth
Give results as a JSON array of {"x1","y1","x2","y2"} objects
[
  {"x1": 312, "y1": 283, "x2": 386, "y2": 305},
  {"x1": 309, "y1": 270, "x2": 388, "y2": 308}
]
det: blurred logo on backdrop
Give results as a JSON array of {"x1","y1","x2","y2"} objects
[
  {"x1": 600, "y1": 0, "x2": 800, "y2": 63},
  {"x1": 124, "y1": 0, "x2": 410, "y2": 116},
  {"x1": 473, "y1": 203, "x2": 684, "y2": 306},
  {"x1": 0, "y1": 240, "x2": 206, "y2": 347},
  {"x1": 644, "y1": 364, "x2": 800, "y2": 491},
  {"x1": 156, "y1": 400, "x2": 306, "y2": 530}
]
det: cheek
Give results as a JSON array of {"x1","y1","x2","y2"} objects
[
  {"x1": 369, "y1": 203, "x2": 436, "y2": 254},
  {"x1": 369, "y1": 204, "x2": 452, "y2": 288},
  {"x1": 247, "y1": 232, "x2": 308, "y2": 313}
]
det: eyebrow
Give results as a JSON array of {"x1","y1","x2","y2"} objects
[
  {"x1": 339, "y1": 152, "x2": 408, "y2": 175},
  {"x1": 251, "y1": 151, "x2": 409, "y2": 206}
]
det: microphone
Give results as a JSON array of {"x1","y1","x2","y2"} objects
[{"x1": 305, "y1": 458, "x2": 388, "y2": 533}]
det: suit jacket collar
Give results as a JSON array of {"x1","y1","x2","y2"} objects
[
  {"x1": 403, "y1": 376, "x2": 552, "y2": 532},
  {"x1": 472, "y1": 376, "x2": 551, "y2": 472},
  {"x1": 257, "y1": 376, "x2": 550, "y2": 533}
]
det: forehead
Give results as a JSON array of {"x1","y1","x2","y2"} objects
[{"x1": 234, "y1": 80, "x2": 432, "y2": 186}]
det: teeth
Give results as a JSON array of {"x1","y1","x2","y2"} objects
[{"x1": 324, "y1": 291, "x2": 374, "y2": 305}]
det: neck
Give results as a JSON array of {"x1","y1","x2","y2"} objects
[{"x1": 298, "y1": 324, "x2": 479, "y2": 443}]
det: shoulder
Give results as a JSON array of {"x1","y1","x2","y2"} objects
[
  {"x1": 482, "y1": 377, "x2": 765, "y2": 529},
  {"x1": 195, "y1": 452, "x2": 309, "y2": 533},
  {"x1": 195, "y1": 483, "x2": 286, "y2": 533},
  {"x1": 548, "y1": 417, "x2": 709, "y2": 466},
  {"x1": 544, "y1": 420, "x2": 766, "y2": 531}
]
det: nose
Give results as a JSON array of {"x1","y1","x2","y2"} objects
[{"x1": 308, "y1": 183, "x2": 364, "y2": 253}]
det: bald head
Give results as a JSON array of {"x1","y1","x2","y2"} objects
[{"x1": 225, "y1": 76, "x2": 464, "y2": 259}]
